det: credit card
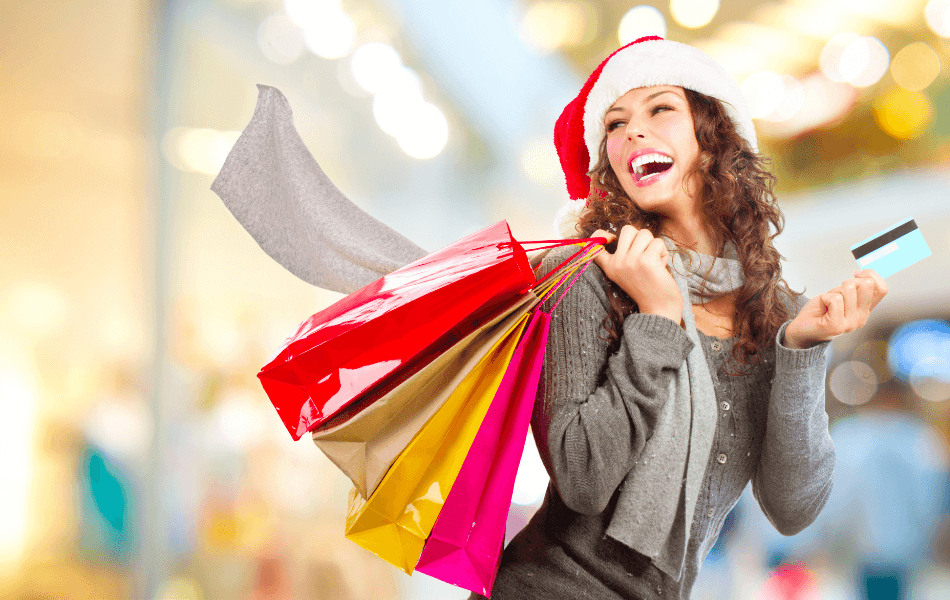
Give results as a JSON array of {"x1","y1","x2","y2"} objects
[{"x1": 850, "y1": 218, "x2": 931, "y2": 278}]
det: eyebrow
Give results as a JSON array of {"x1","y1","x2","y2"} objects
[{"x1": 605, "y1": 90, "x2": 680, "y2": 115}]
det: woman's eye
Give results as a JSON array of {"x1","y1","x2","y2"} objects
[
  {"x1": 651, "y1": 104, "x2": 673, "y2": 115},
  {"x1": 606, "y1": 120, "x2": 625, "y2": 132}
]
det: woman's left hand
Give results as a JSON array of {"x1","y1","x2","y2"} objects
[{"x1": 784, "y1": 269, "x2": 888, "y2": 349}]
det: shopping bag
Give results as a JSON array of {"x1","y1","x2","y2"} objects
[
  {"x1": 414, "y1": 250, "x2": 597, "y2": 596},
  {"x1": 312, "y1": 291, "x2": 539, "y2": 499},
  {"x1": 259, "y1": 220, "x2": 536, "y2": 440},
  {"x1": 343, "y1": 306, "x2": 533, "y2": 574}
]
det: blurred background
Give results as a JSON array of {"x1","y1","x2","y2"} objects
[{"x1": 2, "y1": 0, "x2": 949, "y2": 598}]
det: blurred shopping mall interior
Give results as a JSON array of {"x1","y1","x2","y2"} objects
[{"x1": 2, "y1": 1, "x2": 950, "y2": 598}]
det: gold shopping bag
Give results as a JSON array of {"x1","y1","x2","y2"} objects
[{"x1": 343, "y1": 306, "x2": 533, "y2": 574}]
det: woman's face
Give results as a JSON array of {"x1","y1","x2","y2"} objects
[{"x1": 603, "y1": 85, "x2": 701, "y2": 217}]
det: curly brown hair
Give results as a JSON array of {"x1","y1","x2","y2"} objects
[{"x1": 575, "y1": 88, "x2": 800, "y2": 374}]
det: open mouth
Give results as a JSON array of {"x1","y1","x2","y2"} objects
[{"x1": 629, "y1": 152, "x2": 674, "y2": 183}]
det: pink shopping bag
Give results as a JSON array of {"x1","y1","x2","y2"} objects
[{"x1": 414, "y1": 251, "x2": 597, "y2": 597}]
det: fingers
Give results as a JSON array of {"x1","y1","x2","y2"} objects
[
  {"x1": 615, "y1": 224, "x2": 639, "y2": 256},
  {"x1": 820, "y1": 290, "x2": 846, "y2": 334},
  {"x1": 853, "y1": 268, "x2": 889, "y2": 308},
  {"x1": 854, "y1": 276, "x2": 875, "y2": 317},
  {"x1": 647, "y1": 237, "x2": 669, "y2": 263},
  {"x1": 840, "y1": 281, "x2": 858, "y2": 324},
  {"x1": 591, "y1": 229, "x2": 617, "y2": 244}
]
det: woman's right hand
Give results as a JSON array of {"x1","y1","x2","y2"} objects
[{"x1": 592, "y1": 226, "x2": 684, "y2": 324}]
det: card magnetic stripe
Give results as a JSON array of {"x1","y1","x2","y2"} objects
[{"x1": 850, "y1": 218, "x2": 918, "y2": 260}]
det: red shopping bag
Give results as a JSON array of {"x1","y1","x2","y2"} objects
[
  {"x1": 414, "y1": 249, "x2": 598, "y2": 597},
  {"x1": 259, "y1": 221, "x2": 535, "y2": 440}
]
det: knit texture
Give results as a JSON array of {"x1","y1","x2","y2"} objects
[
  {"x1": 211, "y1": 85, "x2": 428, "y2": 294},
  {"x1": 472, "y1": 246, "x2": 835, "y2": 599}
]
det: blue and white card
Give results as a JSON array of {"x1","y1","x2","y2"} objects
[{"x1": 850, "y1": 217, "x2": 931, "y2": 278}]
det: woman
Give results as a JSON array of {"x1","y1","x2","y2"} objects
[{"x1": 472, "y1": 37, "x2": 888, "y2": 600}]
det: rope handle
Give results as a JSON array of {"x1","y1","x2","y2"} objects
[
  {"x1": 534, "y1": 243, "x2": 601, "y2": 312},
  {"x1": 548, "y1": 260, "x2": 594, "y2": 314},
  {"x1": 532, "y1": 237, "x2": 608, "y2": 288},
  {"x1": 519, "y1": 236, "x2": 608, "y2": 252}
]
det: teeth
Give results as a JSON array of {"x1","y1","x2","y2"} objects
[{"x1": 630, "y1": 153, "x2": 673, "y2": 175}]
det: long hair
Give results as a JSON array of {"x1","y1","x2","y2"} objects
[{"x1": 575, "y1": 88, "x2": 800, "y2": 374}]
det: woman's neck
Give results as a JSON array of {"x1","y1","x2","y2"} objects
[{"x1": 660, "y1": 214, "x2": 718, "y2": 256}]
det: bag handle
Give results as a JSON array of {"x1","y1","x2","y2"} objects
[
  {"x1": 547, "y1": 260, "x2": 594, "y2": 314},
  {"x1": 535, "y1": 243, "x2": 600, "y2": 311},
  {"x1": 529, "y1": 237, "x2": 607, "y2": 288}
]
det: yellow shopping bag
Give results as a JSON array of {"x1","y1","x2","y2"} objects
[{"x1": 344, "y1": 305, "x2": 533, "y2": 574}]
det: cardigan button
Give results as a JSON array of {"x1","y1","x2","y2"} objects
[
  {"x1": 720, "y1": 401, "x2": 730, "y2": 411},
  {"x1": 717, "y1": 453, "x2": 728, "y2": 464},
  {"x1": 711, "y1": 340, "x2": 723, "y2": 352},
  {"x1": 707, "y1": 508, "x2": 715, "y2": 518}
]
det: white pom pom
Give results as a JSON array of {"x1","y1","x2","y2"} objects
[{"x1": 553, "y1": 199, "x2": 588, "y2": 239}]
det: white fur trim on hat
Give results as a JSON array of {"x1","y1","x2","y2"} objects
[
  {"x1": 583, "y1": 39, "x2": 757, "y2": 172},
  {"x1": 553, "y1": 198, "x2": 589, "y2": 239}
]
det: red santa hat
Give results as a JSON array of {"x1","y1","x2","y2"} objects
[{"x1": 553, "y1": 36, "x2": 757, "y2": 237}]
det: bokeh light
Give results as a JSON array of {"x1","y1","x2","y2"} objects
[
  {"x1": 820, "y1": 33, "x2": 861, "y2": 82},
  {"x1": 888, "y1": 320, "x2": 950, "y2": 382},
  {"x1": 670, "y1": 0, "x2": 720, "y2": 29},
  {"x1": 925, "y1": 0, "x2": 950, "y2": 37},
  {"x1": 760, "y1": 563, "x2": 820, "y2": 600},
  {"x1": 910, "y1": 357, "x2": 950, "y2": 402},
  {"x1": 873, "y1": 87, "x2": 933, "y2": 140},
  {"x1": 208, "y1": 389, "x2": 269, "y2": 452},
  {"x1": 257, "y1": 13, "x2": 305, "y2": 65},
  {"x1": 756, "y1": 73, "x2": 857, "y2": 137},
  {"x1": 890, "y1": 42, "x2": 942, "y2": 91},
  {"x1": 830, "y1": 361, "x2": 879, "y2": 406},
  {"x1": 371, "y1": 68, "x2": 425, "y2": 136},
  {"x1": 618, "y1": 6, "x2": 666, "y2": 45},
  {"x1": 845, "y1": 36, "x2": 889, "y2": 88},
  {"x1": 284, "y1": 0, "x2": 356, "y2": 59},
  {"x1": 742, "y1": 71, "x2": 785, "y2": 119},
  {"x1": 84, "y1": 400, "x2": 153, "y2": 462},
  {"x1": 762, "y1": 74, "x2": 804, "y2": 122},
  {"x1": 302, "y1": 12, "x2": 355, "y2": 59},
  {"x1": 520, "y1": 1, "x2": 589, "y2": 52},
  {"x1": 349, "y1": 42, "x2": 404, "y2": 95},
  {"x1": 161, "y1": 127, "x2": 242, "y2": 175},
  {"x1": 394, "y1": 102, "x2": 449, "y2": 159}
]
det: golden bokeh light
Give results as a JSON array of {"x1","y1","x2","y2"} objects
[
  {"x1": 670, "y1": 0, "x2": 720, "y2": 29},
  {"x1": 890, "y1": 42, "x2": 942, "y2": 91},
  {"x1": 873, "y1": 87, "x2": 933, "y2": 139},
  {"x1": 618, "y1": 5, "x2": 666, "y2": 45},
  {"x1": 520, "y1": 1, "x2": 589, "y2": 52}
]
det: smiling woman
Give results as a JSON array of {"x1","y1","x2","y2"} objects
[{"x1": 469, "y1": 35, "x2": 888, "y2": 600}]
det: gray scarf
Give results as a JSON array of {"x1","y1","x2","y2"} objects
[{"x1": 605, "y1": 238, "x2": 744, "y2": 581}]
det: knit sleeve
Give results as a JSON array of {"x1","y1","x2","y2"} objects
[
  {"x1": 751, "y1": 297, "x2": 836, "y2": 536},
  {"x1": 531, "y1": 248, "x2": 694, "y2": 515}
]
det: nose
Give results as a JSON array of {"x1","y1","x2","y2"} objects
[{"x1": 624, "y1": 119, "x2": 646, "y2": 139}]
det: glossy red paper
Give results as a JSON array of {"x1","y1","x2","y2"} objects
[{"x1": 258, "y1": 221, "x2": 536, "y2": 440}]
